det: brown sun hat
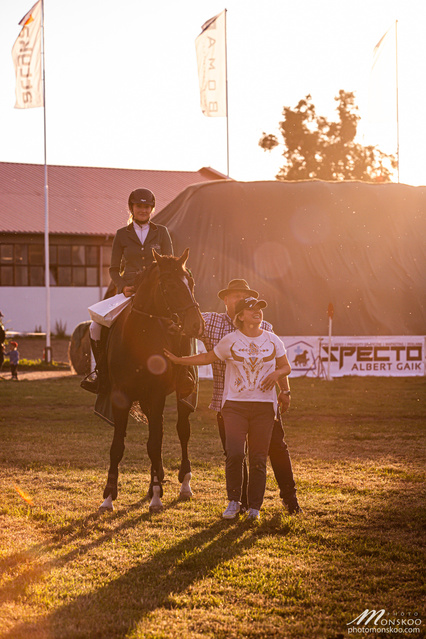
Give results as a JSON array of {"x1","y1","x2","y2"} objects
[{"x1": 217, "y1": 279, "x2": 259, "y2": 300}]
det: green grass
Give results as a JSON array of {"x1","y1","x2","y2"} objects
[{"x1": 0, "y1": 377, "x2": 425, "y2": 638}]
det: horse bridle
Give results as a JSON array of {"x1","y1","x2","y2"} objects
[{"x1": 131, "y1": 270, "x2": 199, "y2": 333}]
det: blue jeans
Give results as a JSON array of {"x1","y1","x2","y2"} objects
[
  {"x1": 217, "y1": 411, "x2": 297, "y2": 504},
  {"x1": 221, "y1": 401, "x2": 275, "y2": 510}
]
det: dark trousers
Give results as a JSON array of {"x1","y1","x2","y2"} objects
[
  {"x1": 221, "y1": 401, "x2": 275, "y2": 510},
  {"x1": 217, "y1": 407, "x2": 297, "y2": 503},
  {"x1": 10, "y1": 364, "x2": 18, "y2": 379}
]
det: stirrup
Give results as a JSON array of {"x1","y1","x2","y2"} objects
[{"x1": 80, "y1": 371, "x2": 99, "y2": 394}]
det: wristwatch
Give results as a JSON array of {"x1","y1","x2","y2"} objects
[{"x1": 281, "y1": 390, "x2": 291, "y2": 396}]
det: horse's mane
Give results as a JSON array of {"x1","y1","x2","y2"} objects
[
  {"x1": 133, "y1": 262, "x2": 158, "y2": 297},
  {"x1": 133, "y1": 255, "x2": 192, "y2": 296}
]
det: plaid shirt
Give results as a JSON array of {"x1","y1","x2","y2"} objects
[{"x1": 201, "y1": 312, "x2": 273, "y2": 411}]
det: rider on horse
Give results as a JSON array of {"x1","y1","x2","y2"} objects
[{"x1": 81, "y1": 188, "x2": 194, "y2": 399}]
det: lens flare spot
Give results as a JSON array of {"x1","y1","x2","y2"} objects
[
  {"x1": 147, "y1": 354, "x2": 167, "y2": 376},
  {"x1": 14, "y1": 485, "x2": 34, "y2": 506}
]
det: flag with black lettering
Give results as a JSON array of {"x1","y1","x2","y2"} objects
[
  {"x1": 195, "y1": 10, "x2": 227, "y2": 117},
  {"x1": 11, "y1": 0, "x2": 43, "y2": 109}
]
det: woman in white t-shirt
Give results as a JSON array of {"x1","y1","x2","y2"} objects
[{"x1": 164, "y1": 296, "x2": 291, "y2": 520}]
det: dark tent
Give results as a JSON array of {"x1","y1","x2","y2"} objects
[{"x1": 154, "y1": 180, "x2": 426, "y2": 336}]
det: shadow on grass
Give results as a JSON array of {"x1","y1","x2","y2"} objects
[
  {"x1": 0, "y1": 507, "x2": 288, "y2": 639},
  {"x1": 0, "y1": 497, "x2": 152, "y2": 597}
]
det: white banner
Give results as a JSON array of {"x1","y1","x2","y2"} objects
[
  {"x1": 195, "y1": 10, "x2": 226, "y2": 117},
  {"x1": 11, "y1": 0, "x2": 43, "y2": 109},
  {"x1": 197, "y1": 336, "x2": 426, "y2": 379},
  {"x1": 286, "y1": 336, "x2": 426, "y2": 378}
]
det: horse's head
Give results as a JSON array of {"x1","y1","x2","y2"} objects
[{"x1": 150, "y1": 248, "x2": 204, "y2": 338}]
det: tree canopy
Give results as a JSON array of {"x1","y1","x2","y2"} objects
[{"x1": 259, "y1": 91, "x2": 397, "y2": 182}]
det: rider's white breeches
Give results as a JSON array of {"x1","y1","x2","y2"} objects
[{"x1": 90, "y1": 321, "x2": 102, "y2": 341}]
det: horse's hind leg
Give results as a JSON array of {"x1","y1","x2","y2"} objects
[
  {"x1": 176, "y1": 399, "x2": 192, "y2": 500},
  {"x1": 99, "y1": 406, "x2": 130, "y2": 511}
]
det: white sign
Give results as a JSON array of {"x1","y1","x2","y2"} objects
[{"x1": 286, "y1": 336, "x2": 425, "y2": 378}]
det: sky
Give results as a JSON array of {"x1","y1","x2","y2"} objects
[{"x1": 1, "y1": 0, "x2": 425, "y2": 185}]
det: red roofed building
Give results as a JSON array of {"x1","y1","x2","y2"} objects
[{"x1": 0, "y1": 161, "x2": 228, "y2": 333}]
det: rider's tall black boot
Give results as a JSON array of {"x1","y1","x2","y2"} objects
[
  {"x1": 175, "y1": 336, "x2": 197, "y2": 410},
  {"x1": 80, "y1": 338, "x2": 106, "y2": 394}
]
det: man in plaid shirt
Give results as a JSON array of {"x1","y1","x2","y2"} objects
[{"x1": 201, "y1": 279, "x2": 302, "y2": 515}]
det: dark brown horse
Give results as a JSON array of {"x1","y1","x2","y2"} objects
[{"x1": 100, "y1": 249, "x2": 204, "y2": 512}]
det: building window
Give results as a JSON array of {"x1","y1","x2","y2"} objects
[
  {"x1": 58, "y1": 245, "x2": 72, "y2": 265},
  {"x1": 15, "y1": 245, "x2": 28, "y2": 264},
  {"x1": 72, "y1": 246, "x2": 85, "y2": 265},
  {"x1": 86, "y1": 267, "x2": 98, "y2": 286},
  {"x1": 86, "y1": 246, "x2": 98, "y2": 266},
  {"x1": 29, "y1": 265, "x2": 44, "y2": 286},
  {"x1": 57, "y1": 266, "x2": 72, "y2": 286},
  {"x1": 0, "y1": 266, "x2": 13, "y2": 285},
  {"x1": 0, "y1": 245, "x2": 13, "y2": 264},
  {"x1": 29, "y1": 244, "x2": 44, "y2": 265},
  {"x1": 0, "y1": 242, "x2": 108, "y2": 287},
  {"x1": 15, "y1": 266, "x2": 29, "y2": 286}
]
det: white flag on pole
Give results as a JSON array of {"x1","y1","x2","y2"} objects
[
  {"x1": 366, "y1": 23, "x2": 397, "y2": 156},
  {"x1": 369, "y1": 26, "x2": 396, "y2": 122},
  {"x1": 195, "y1": 10, "x2": 227, "y2": 117},
  {"x1": 11, "y1": 0, "x2": 43, "y2": 109},
  {"x1": 372, "y1": 28, "x2": 392, "y2": 70}
]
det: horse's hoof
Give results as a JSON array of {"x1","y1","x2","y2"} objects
[
  {"x1": 179, "y1": 472, "x2": 193, "y2": 500},
  {"x1": 149, "y1": 485, "x2": 163, "y2": 513},
  {"x1": 149, "y1": 503, "x2": 164, "y2": 513},
  {"x1": 103, "y1": 472, "x2": 118, "y2": 500},
  {"x1": 99, "y1": 495, "x2": 114, "y2": 512}
]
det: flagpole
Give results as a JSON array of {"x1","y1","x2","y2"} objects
[
  {"x1": 224, "y1": 8, "x2": 229, "y2": 177},
  {"x1": 395, "y1": 19, "x2": 400, "y2": 183},
  {"x1": 41, "y1": 0, "x2": 51, "y2": 362}
]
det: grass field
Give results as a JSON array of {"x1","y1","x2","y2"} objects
[{"x1": 0, "y1": 376, "x2": 425, "y2": 638}]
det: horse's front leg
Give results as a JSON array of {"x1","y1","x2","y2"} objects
[
  {"x1": 99, "y1": 401, "x2": 131, "y2": 512},
  {"x1": 176, "y1": 399, "x2": 192, "y2": 500},
  {"x1": 145, "y1": 393, "x2": 166, "y2": 513}
]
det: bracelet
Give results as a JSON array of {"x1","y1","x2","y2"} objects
[{"x1": 280, "y1": 390, "x2": 291, "y2": 396}]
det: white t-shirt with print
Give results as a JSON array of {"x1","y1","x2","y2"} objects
[{"x1": 213, "y1": 330, "x2": 286, "y2": 409}]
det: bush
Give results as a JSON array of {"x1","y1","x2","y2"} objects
[
  {"x1": 54, "y1": 319, "x2": 68, "y2": 338},
  {"x1": 1, "y1": 358, "x2": 69, "y2": 371}
]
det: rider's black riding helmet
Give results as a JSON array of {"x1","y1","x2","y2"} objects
[{"x1": 128, "y1": 188, "x2": 156, "y2": 209}]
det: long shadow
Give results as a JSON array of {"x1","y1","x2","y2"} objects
[
  {"x1": 0, "y1": 489, "x2": 194, "y2": 584},
  {"x1": 0, "y1": 497, "x2": 156, "y2": 602},
  {"x1": 1, "y1": 513, "x2": 288, "y2": 638}
]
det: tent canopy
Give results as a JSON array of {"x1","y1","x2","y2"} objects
[{"x1": 154, "y1": 180, "x2": 426, "y2": 335}]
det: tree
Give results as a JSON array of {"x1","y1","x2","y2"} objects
[{"x1": 259, "y1": 91, "x2": 397, "y2": 182}]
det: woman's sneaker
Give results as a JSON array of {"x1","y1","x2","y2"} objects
[
  {"x1": 247, "y1": 508, "x2": 260, "y2": 520},
  {"x1": 222, "y1": 501, "x2": 241, "y2": 519}
]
